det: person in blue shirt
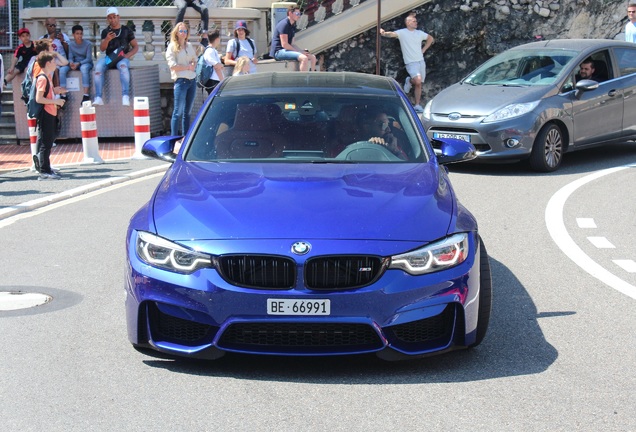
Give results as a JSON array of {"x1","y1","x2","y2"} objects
[
  {"x1": 269, "y1": 5, "x2": 316, "y2": 71},
  {"x1": 67, "y1": 25, "x2": 94, "y2": 103}
]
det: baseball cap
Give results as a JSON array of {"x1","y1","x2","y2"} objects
[
  {"x1": 106, "y1": 7, "x2": 119, "y2": 16},
  {"x1": 235, "y1": 20, "x2": 247, "y2": 30},
  {"x1": 18, "y1": 28, "x2": 30, "y2": 36}
]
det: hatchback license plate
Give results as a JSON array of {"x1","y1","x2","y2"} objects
[
  {"x1": 433, "y1": 132, "x2": 470, "y2": 142},
  {"x1": 267, "y1": 299, "x2": 331, "y2": 315}
]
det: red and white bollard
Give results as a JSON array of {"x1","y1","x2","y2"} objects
[
  {"x1": 28, "y1": 116, "x2": 38, "y2": 171},
  {"x1": 79, "y1": 101, "x2": 104, "y2": 164},
  {"x1": 132, "y1": 97, "x2": 151, "y2": 159}
]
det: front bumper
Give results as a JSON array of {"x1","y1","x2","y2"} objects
[
  {"x1": 424, "y1": 112, "x2": 542, "y2": 161},
  {"x1": 125, "y1": 233, "x2": 482, "y2": 360}
]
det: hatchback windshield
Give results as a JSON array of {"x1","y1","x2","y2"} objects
[
  {"x1": 463, "y1": 49, "x2": 578, "y2": 86},
  {"x1": 185, "y1": 95, "x2": 426, "y2": 163}
]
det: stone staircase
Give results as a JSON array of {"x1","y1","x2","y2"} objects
[{"x1": 1, "y1": 86, "x2": 18, "y2": 145}]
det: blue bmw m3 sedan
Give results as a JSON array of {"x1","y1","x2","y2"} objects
[{"x1": 125, "y1": 71, "x2": 491, "y2": 361}]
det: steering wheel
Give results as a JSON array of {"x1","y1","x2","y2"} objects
[{"x1": 335, "y1": 141, "x2": 403, "y2": 162}]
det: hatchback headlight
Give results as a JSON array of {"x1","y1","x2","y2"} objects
[
  {"x1": 389, "y1": 233, "x2": 469, "y2": 275},
  {"x1": 135, "y1": 231, "x2": 212, "y2": 274},
  {"x1": 482, "y1": 101, "x2": 540, "y2": 123},
  {"x1": 422, "y1": 100, "x2": 433, "y2": 120}
]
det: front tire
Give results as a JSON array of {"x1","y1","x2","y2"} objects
[
  {"x1": 529, "y1": 123, "x2": 564, "y2": 172},
  {"x1": 469, "y1": 236, "x2": 492, "y2": 348}
]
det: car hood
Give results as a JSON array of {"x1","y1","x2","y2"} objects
[
  {"x1": 431, "y1": 82, "x2": 550, "y2": 115},
  {"x1": 151, "y1": 162, "x2": 455, "y2": 243}
]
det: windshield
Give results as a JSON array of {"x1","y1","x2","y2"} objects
[
  {"x1": 184, "y1": 95, "x2": 427, "y2": 163},
  {"x1": 464, "y1": 49, "x2": 578, "y2": 86}
]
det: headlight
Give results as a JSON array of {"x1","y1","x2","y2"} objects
[
  {"x1": 482, "y1": 101, "x2": 540, "y2": 123},
  {"x1": 389, "y1": 233, "x2": 469, "y2": 275},
  {"x1": 135, "y1": 231, "x2": 212, "y2": 274},
  {"x1": 422, "y1": 100, "x2": 433, "y2": 120}
]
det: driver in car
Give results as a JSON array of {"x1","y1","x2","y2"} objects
[
  {"x1": 575, "y1": 58, "x2": 599, "y2": 82},
  {"x1": 357, "y1": 108, "x2": 409, "y2": 160}
]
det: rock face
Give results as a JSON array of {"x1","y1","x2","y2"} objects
[{"x1": 323, "y1": 0, "x2": 629, "y2": 102}]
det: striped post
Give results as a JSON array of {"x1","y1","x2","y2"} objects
[
  {"x1": 133, "y1": 97, "x2": 151, "y2": 159},
  {"x1": 28, "y1": 116, "x2": 38, "y2": 170},
  {"x1": 79, "y1": 101, "x2": 104, "y2": 164}
]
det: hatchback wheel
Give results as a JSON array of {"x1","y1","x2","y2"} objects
[{"x1": 530, "y1": 124, "x2": 564, "y2": 172}]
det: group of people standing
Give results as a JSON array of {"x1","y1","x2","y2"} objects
[{"x1": 165, "y1": 19, "x2": 257, "y2": 136}]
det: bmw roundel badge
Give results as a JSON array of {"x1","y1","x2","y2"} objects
[{"x1": 291, "y1": 241, "x2": 311, "y2": 255}]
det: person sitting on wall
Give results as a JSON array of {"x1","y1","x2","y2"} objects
[
  {"x1": 67, "y1": 25, "x2": 94, "y2": 103},
  {"x1": 4, "y1": 28, "x2": 36, "y2": 85},
  {"x1": 224, "y1": 20, "x2": 257, "y2": 74},
  {"x1": 174, "y1": 0, "x2": 209, "y2": 46},
  {"x1": 269, "y1": 5, "x2": 317, "y2": 72},
  {"x1": 40, "y1": 18, "x2": 71, "y2": 97},
  {"x1": 93, "y1": 7, "x2": 139, "y2": 107}
]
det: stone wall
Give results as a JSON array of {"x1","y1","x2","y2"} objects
[{"x1": 322, "y1": 0, "x2": 629, "y2": 102}]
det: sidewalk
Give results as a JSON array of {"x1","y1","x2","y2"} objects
[{"x1": 0, "y1": 141, "x2": 169, "y2": 220}]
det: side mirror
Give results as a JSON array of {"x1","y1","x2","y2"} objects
[
  {"x1": 433, "y1": 138, "x2": 477, "y2": 165},
  {"x1": 141, "y1": 136, "x2": 182, "y2": 163},
  {"x1": 575, "y1": 79, "x2": 599, "y2": 92}
]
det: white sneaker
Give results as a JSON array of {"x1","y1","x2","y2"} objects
[
  {"x1": 404, "y1": 77, "x2": 412, "y2": 93},
  {"x1": 93, "y1": 97, "x2": 104, "y2": 106},
  {"x1": 122, "y1": 95, "x2": 130, "y2": 106},
  {"x1": 414, "y1": 104, "x2": 424, "y2": 113}
]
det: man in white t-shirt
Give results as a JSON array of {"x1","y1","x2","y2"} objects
[
  {"x1": 381, "y1": 13, "x2": 434, "y2": 113},
  {"x1": 626, "y1": 3, "x2": 636, "y2": 43}
]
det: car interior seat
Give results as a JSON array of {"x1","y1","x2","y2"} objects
[
  {"x1": 593, "y1": 60, "x2": 609, "y2": 82},
  {"x1": 522, "y1": 56, "x2": 556, "y2": 81},
  {"x1": 215, "y1": 104, "x2": 287, "y2": 159}
]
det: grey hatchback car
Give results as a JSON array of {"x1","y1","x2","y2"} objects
[{"x1": 422, "y1": 39, "x2": 636, "y2": 172}]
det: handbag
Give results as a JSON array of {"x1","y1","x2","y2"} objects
[{"x1": 105, "y1": 47, "x2": 125, "y2": 66}]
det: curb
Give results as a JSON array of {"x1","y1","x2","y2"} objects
[{"x1": 0, "y1": 164, "x2": 167, "y2": 221}]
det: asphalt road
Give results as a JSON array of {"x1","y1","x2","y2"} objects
[{"x1": 0, "y1": 143, "x2": 634, "y2": 431}]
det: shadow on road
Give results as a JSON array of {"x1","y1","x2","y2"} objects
[
  {"x1": 140, "y1": 257, "x2": 563, "y2": 383},
  {"x1": 448, "y1": 141, "x2": 636, "y2": 177}
]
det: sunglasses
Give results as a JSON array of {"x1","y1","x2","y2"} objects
[
  {"x1": 293, "y1": 11, "x2": 302, "y2": 16},
  {"x1": 46, "y1": 24, "x2": 57, "y2": 27},
  {"x1": 178, "y1": 30, "x2": 188, "y2": 34}
]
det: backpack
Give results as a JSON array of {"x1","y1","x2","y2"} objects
[
  {"x1": 20, "y1": 59, "x2": 36, "y2": 104},
  {"x1": 195, "y1": 46, "x2": 215, "y2": 88},
  {"x1": 27, "y1": 74, "x2": 50, "y2": 120}
]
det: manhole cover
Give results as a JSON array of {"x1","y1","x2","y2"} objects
[{"x1": 0, "y1": 291, "x2": 52, "y2": 311}]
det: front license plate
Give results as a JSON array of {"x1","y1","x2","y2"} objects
[
  {"x1": 267, "y1": 299, "x2": 331, "y2": 315},
  {"x1": 433, "y1": 132, "x2": 471, "y2": 142}
]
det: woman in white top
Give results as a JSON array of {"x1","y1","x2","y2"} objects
[
  {"x1": 202, "y1": 31, "x2": 224, "y2": 95},
  {"x1": 165, "y1": 22, "x2": 197, "y2": 136}
]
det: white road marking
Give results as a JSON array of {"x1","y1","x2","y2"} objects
[
  {"x1": 614, "y1": 260, "x2": 636, "y2": 273},
  {"x1": 587, "y1": 236, "x2": 615, "y2": 249},
  {"x1": 545, "y1": 163, "x2": 636, "y2": 300},
  {"x1": 576, "y1": 218, "x2": 597, "y2": 228},
  {"x1": 0, "y1": 171, "x2": 166, "y2": 228}
]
